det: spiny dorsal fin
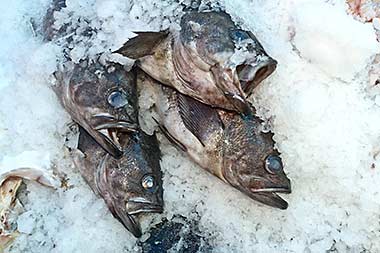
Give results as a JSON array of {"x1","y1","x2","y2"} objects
[
  {"x1": 114, "y1": 30, "x2": 169, "y2": 59},
  {"x1": 177, "y1": 93, "x2": 222, "y2": 146}
]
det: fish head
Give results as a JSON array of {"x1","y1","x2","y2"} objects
[
  {"x1": 95, "y1": 132, "x2": 163, "y2": 237},
  {"x1": 61, "y1": 61, "x2": 138, "y2": 158},
  {"x1": 178, "y1": 11, "x2": 277, "y2": 111},
  {"x1": 221, "y1": 114, "x2": 291, "y2": 209}
]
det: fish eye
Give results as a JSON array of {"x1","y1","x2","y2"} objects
[
  {"x1": 107, "y1": 90, "x2": 128, "y2": 108},
  {"x1": 230, "y1": 29, "x2": 250, "y2": 43},
  {"x1": 265, "y1": 155, "x2": 283, "y2": 174},
  {"x1": 141, "y1": 175, "x2": 155, "y2": 190}
]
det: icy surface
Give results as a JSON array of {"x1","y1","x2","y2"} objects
[{"x1": 1, "y1": 0, "x2": 380, "y2": 252}]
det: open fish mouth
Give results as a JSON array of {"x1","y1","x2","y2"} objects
[
  {"x1": 90, "y1": 113, "x2": 138, "y2": 158},
  {"x1": 249, "y1": 187, "x2": 291, "y2": 210},
  {"x1": 126, "y1": 197, "x2": 164, "y2": 215},
  {"x1": 115, "y1": 205, "x2": 162, "y2": 238},
  {"x1": 237, "y1": 57, "x2": 277, "y2": 95}
]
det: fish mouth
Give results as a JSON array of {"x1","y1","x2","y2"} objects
[
  {"x1": 126, "y1": 197, "x2": 164, "y2": 215},
  {"x1": 118, "y1": 212, "x2": 142, "y2": 238},
  {"x1": 237, "y1": 58, "x2": 277, "y2": 96},
  {"x1": 249, "y1": 187, "x2": 291, "y2": 210},
  {"x1": 210, "y1": 65, "x2": 253, "y2": 116},
  {"x1": 89, "y1": 113, "x2": 138, "y2": 158}
]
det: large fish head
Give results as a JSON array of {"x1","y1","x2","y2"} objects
[
  {"x1": 95, "y1": 131, "x2": 163, "y2": 237},
  {"x1": 60, "y1": 61, "x2": 138, "y2": 158},
  {"x1": 179, "y1": 11, "x2": 277, "y2": 108},
  {"x1": 222, "y1": 114, "x2": 291, "y2": 209}
]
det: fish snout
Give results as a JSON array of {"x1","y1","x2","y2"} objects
[
  {"x1": 247, "y1": 176, "x2": 291, "y2": 210},
  {"x1": 250, "y1": 175, "x2": 291, "y2": 194}
]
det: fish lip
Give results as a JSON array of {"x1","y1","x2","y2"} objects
[
  {"x1": 88, "y1": 114, "x2": 138, "y2": 157},
  {"x1": 124, "y1": 214, "x2": 142, "y2": 238},
  {"x1": 251, "y1": 58, "x2": 277, "y2": 83},
  {"x1": 126, "y1": 198, "x2": 164, "y2": 215},
  {"x1": 238, "y1": 58, "x2": 277, "y2": 95},
  {"x1": 92, "y1": 114, "x2": 138, "y2": 132},
  {"x1": 127, "y1": 206, "x2": 164, "y2": 215},
  {"x1": 251, "y1": 187, "x2": 291, "y2": 194},
  {"x1": 250, "y1": 191, "x2": 289, "y2": 210},
  {"x1": 247, "y1": 187, "x2": 291, "y2": 210},
  {"x1": 210, "y1": 65, "x2": 252, "y2": 115},
  {"x1": 94, "y1": 121, "x2": 139, "y2": 131}
]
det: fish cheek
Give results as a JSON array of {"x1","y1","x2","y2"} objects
[{"x1": 222, "y1": 156, "x2": 246, "y2": 187}]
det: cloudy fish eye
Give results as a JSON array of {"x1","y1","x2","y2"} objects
[
  {"x1": 142, "y1": 175, "x2": 155, "y2": 190},
  {"x1": 107, "y1": 90, "x2": 128, "y2": 108},
  {"x1": 265, "y1": 155, "x2": 283, "y2": 174}
]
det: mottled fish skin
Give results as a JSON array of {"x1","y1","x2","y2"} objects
[
  {"x1": 43, "y1": 0, "x2": 139, "y2": 158},
  {"x1": 43, "y1": 1, "x2": 164, "y2": 237},
  {"x1": 61, "y1": 62, "x2": 164, "y2": 238},
  {"x1": 75, "y1": 126, "x2": 163, "y2": 238},
  {"x1": 117, "y1": 11, "x2": 277, "y2": 116},
  {"x1": 53, "y1": 61, "x2": 138, "y2": 158},
  {"x1": 139, "y1": 72, "x2": 291, "y2": 209}
]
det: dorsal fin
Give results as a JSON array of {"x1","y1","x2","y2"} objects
[
  {"x1": 177, "y1": 93, "x2": 222, "y2": 146},
  {"x1": 114, "y1": 30, "x2": 169, "y2": 59}
]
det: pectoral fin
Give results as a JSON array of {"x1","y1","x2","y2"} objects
[
  {"x1": 177, "y1": 93, "x2": 223, "y2": 146},
  {"x1": 114, "y1": 30, "x2": 169, "y2": 59}
]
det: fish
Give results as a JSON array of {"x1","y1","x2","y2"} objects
[
  {"x1": 54, "y1": 61, "x2": 164, "y2": 238},
  {"x1": 138, "y1": 72, "x2": 291, "y2": 209},
  {"x1": 74, "y1": 125, "x2": 163, "y2": 238},
  {"x1": 53, "y1": 61, "x2": 164, "y2": 237},
  {"x1": 43, "y1": 0, "x2": 138, "y2": 158},
  {"x1": 116, "y1": 11, "x2": 277, "y2": 116},
  {"x1": 53, "y1": 61, "x2": 139, "y2": 158},
  {"x1": 43, "y1": 2, "x2": 164, "y2": 237}
]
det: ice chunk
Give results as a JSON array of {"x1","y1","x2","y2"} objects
[{"x1": 17, "y1": 211, "x2": 35, "y2": 234}]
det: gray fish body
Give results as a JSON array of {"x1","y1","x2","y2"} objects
[
  {"x1": 117, "y1": 11, "x2": 277, "y2": 115},
  {"x1": 139, "y1": 72, "x2": 291, "y2": 209}
]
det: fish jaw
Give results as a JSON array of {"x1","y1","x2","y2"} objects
[
  {"x1": 126, "y1": 196, "x2": 164, "y2": 215},
  {"x1": 237, "y1": 57, "x2": 277, "y2": 96},
  {"x1": 224, "y1": 167, "x2": 292, "y2": 209},
  {"x1": 225, "y1": 173, "x2": 291, "y2": 209},
  {"x1": 112, "y1": 204, "x2": 142, "y2": 238},
  {"x1": 88, "y1": 113, "x2": 138, "y2": 158},
  {"x1": 210, "y1": 65, "x2": 253, "y2": 115},
  {"x1": 248, "y1": 174, "x2": 291, "y2": 210},
  {"x1": 248, "y1": 191, "x2": 290, "y2": 210}
]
